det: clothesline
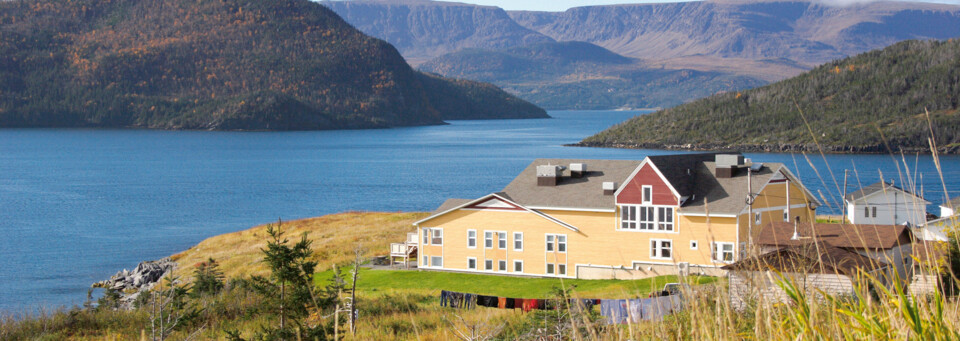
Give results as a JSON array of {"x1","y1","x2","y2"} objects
[{"x1": 438, "y1": 290, "x2": 684, "y2": 323}]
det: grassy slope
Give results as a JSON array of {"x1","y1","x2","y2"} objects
[{"x1": 579, "y1": 39, "x2": 960, "y2": 154}]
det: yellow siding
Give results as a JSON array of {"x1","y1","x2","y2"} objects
[
  {"x1": 418, "y1": 208, "x2": 741, "y2": 277},
  {"x1": 739, "y1": 181, "x2": 817, "y2": 245}
]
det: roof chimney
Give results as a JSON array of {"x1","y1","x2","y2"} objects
[
  {"x1": 715, "y1": 154, "x2": 745, "y2": 178},
  {"x1": 537, "y1": 164, "x2": 563, "y2": 186},
  {"x1": 570, "y1": 163, "x2": 587, "y2": 178},
  {"x1": 602, "y1": 182, "x2": 617, "y2": 195}
]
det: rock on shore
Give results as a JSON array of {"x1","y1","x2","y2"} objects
[{"x1": 93, "y1": 258, "x2": 176, "y2": 308}]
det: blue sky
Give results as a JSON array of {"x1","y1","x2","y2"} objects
[{"x1": 451, "y1": 0, "x2": 960, "y2": 12}]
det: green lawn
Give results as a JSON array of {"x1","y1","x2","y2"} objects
[{"x1": 315, "y1": 268, "x2": 718, "y2": 299}]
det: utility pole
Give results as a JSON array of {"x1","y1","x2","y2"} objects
[
  {"x1": 746, "y1": 168, "x2": 755, "y2": 253},
  {"x1": 842, "y1": 170, "x2": 848, "y2": 223}
]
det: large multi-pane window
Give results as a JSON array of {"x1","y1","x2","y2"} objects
[
  {"x1": 546, "y1": 234, "x2": 566, "y2": 252},
  {"x1": 657, "y1": 207, "x2": 673, "y2": 231},
  {"x1": 639, "y1": 206, "x2": 656, "y2": 230},
  {"x1": 622, "y1": 205, "x2": 674, "y2": 231},
  {"x1": 621, "y1": 206, "x2": 637, "y2": 229}
]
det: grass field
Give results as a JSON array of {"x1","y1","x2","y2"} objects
[{"x1": 316, "y1": 268, "x2": 717, "y2": 299}]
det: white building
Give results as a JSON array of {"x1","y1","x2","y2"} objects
[{"x1": 844, "y1": 181, "x2": 930, "y2": 227}]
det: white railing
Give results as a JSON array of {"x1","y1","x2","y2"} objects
[
  {"x1": 391, "y1": 243, "x2": 408, "y2": 255},
  {"x1": 406, "y1": 232, "x2": 418, "y2": 244}
]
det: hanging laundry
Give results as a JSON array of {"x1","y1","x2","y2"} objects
[
  {"x1": 600, "y1": 299, "x2": 629, "y2": 324},
  {"x1": 626, "y1": 299, "x2": 643, "y2": 323},
  {"x1": 521, "y1": 298, "x2": 538, "y2": 312},
  {"x1": 477, "y1": 295, "x2": 498, "y2": 308}
]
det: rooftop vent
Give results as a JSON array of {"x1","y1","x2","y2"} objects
[
  {"x1": 715, "y1": 154, "x2": 745, "y2": 178},
  {"x1": 602, "y1": 182, "x2": 617, "y2": 195},
  {"x1": 570, "y1": 163, "x2": 587, "y2": 178},
  {"x1": 537, "y1": 165, "x2": 563, "y2": 186}
]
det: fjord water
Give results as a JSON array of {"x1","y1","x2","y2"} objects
[{"x1": 2, "y1": 110, "x2": 959, "y2": 314}]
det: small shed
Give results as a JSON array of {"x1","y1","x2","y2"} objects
[{"x1": 724, "y1": 243, "x2": 888, "y2": 311}]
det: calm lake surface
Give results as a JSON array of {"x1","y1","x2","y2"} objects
[{"x1": 2, "y1": 110, "x2": 959, "y2": 314}]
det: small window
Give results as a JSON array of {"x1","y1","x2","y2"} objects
[
  {"x1": 754, "y1": 212, "x2": 761, "y2": 225},
  {"x1": 864, "y1": 206, "x2": 870, "y2": 218},
  {"x1": 690, "y1": 240, "x2": 698, "y2": 250},
  {"x1": 650, "y1": 239, "x2": 672, "y2": 259},
  {"x1": 546, "y1": 235, "x2": 555, "y2": 252},
  {"x1": 484, "y1": 232, "x2": 493, "y2": 249},
  {"x1": 498, "y1": 232, "x2": 507, "y2": 249},
  {"x1": 484, "y1": 259, "x2": 493, "y2": 271},
  {"x1": 467, "y1": 230, "x2": 477, "y2": 248},
  {"x1": 872, "y1": 206, "x2": 877, "y2": 218},
  {"x1": 514, "y1": 232, "x2": 523, "y2": 251},
  {"x1": 514, "y1": 260, "x2": 523, "y2": 272},
  {"x1": 558, "y1": 264, "x2": 567, "y2": 276},
  {"x1": 467, "y1": 258, "x2": 477, "y2": 270},
  {"x1": 422, "y1": 255, "x2": 427, "y2": 266},
  {"x1": 546, "y1": 263, "x2": 555, "y2": 274},
  {"x1": 621, "y1": 205, "x2": 637, "y2": 230},
  {"x1": 557, "y1": 235, "x2": 567, "y2": 252},
  {"x1": 712, "y1": 242, "x2": 735, "y2": 263},
  {"x1": 431, "y1": 229, "x2": 443, "y2": 245},
  {"x1": 422, "y1": 228, "x2": 429, "y2": 244},
  {"x1": 783, "y1": 209, "x2": 789, "y2": 222},
  {"x1": 431, "y1": 256, "x2": 443, "y2": 267},
  {"x1": 642, "y1": 186, "x2": 652, "y2": 204},
  {"x1": 498, "y1": 260, "x2": 507, "y2": 272}
]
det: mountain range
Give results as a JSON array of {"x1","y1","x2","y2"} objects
[
  {"x1": 324, "y1": 0, "x2": 960, "y2": 109},
  {"x1": 576, "y1": 39, "x2": 960, "y2": 154},
  {"x1": 0, "y1": 0, "x2": 546, "y2": 130}
]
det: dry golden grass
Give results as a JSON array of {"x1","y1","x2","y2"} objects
[{"x1": 169, "y1": 211, "x2": 428, "y2": 282}]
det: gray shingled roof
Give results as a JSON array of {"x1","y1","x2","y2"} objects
[
  {"x1": 499, "y1": 159, "x2": 641, "y2": 211},
  {"x1": 678, "y1": 161, "x2": 785, "y2": 215},
  {"x1": 432, "y1": 198, "x2": 473, "y2": 215},
  {"x1": 723, "y1": 243, "x2": 887, "y2": 276},
  {"x1": 757, "y1": 222, "x2": 913, "y2": 250},
  {"x1": 844, "y1": 181, "x2": 926, "y2": 202}
]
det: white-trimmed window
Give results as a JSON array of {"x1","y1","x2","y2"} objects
[
  {"x1": 498, "y1": 232, "x2": 507, "y2": 249},
  {"x1": 514, "y1": 232, "x2": 523, "y2": 251},
  {"x1": 546, "y1": 263, "x2": 555, "y2": 274},
  {"x1": 639, "y1": 206, "x2": 656, "y2": 230},
  {"x1": 657, "y1": 207, "x2": 674, "y2": 231},
  {"x1": 650, "y1": 239, "x2": 672, "y2": 259},
  {"x1": 431, "y1": 256, "x2": 443, "y2": 267},
  {"x1": 546, "y1": 235, "x2": 555, "y2": 252},
  {"x1": 467, "y1": 230, "x2": 477, "y2": 248},
  {"x1": 642, "y1": 185, "x2": 653, "y2": 204},
  {"x1": 621, "y1": 205, "x2": 638, "y2": 230},
  {"x1": 484, "y1": 259, "x2": 493, "y2": 271},
  {"x1": 422, "y1": 228, "x2": 429, "y2": 244},
  {"x1": 498, "y1": 260, "x2": 507, "y2": 272},
  {"x1": 783, "y1": 209, "x2": 789, "y2": 222},
  {"x1": 872, "y1": 207, "x2": 877, "y2": 218},
  {"x1": 422, "y1": 255, "x2": 427, "y2": 266},
  {"x1": 431, "y1": 229, "x2": 443, "y2": 245},
  {"x1": 754, "y1": 212, "x2": 761, "y2": 225},
  {"x1": 712, "y1": 242, "x2": 735, "y2": 263},
  {"x1": 690, "y1": 240, "x2": 698, "y2": 250},
  {"x1": 558, "y1": 264, "x2": 567, "y2": 276},
  {"x1": 514, "y1": 260, "x2": 523, "y2": 272},
  {"x1": 557, "y1": 235, "x2": 567, "y2": 252},
  {"x1": 467, "y1": 257, "x2": 477, "y2": 270},
  {"x1": 484, "y1": 231, "x2": 493, "y2": 249}
]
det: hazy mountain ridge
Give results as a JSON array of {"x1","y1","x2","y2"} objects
[
  {"x1": 420, "y1": 41, "x2": 766, "y2": 110},
  {"x1": 0, "y1": 0, "x2": 546, "y2": 130},
  {"x1": 321, "y1": 0, "x2": 554, "y2": 65},
  {"x1": 577, "y1": 39, "x2": 960, "y2": 154}
]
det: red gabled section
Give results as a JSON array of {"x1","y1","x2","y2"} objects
[
  {"x1": 617, "y1": 163, "x2": 678, "y2": 206},
  {"x1": 464, "y1": 197, "x2": 526, "y2": 211}
]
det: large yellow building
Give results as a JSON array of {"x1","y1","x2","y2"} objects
[{"x1": 413, "y1": 153, "x2": 821, "y2": 279}]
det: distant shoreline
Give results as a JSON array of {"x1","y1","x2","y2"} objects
[{"x1": 567, "y1": 141, "x2": 960, "y2": 155}]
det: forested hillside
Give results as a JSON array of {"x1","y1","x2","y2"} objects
[
  {"x1": 578, "y1": 40, "x2": 960, "y2": 154},
  {"x1": 0, "y1": 0, "x2": 546, "y2": 130}
]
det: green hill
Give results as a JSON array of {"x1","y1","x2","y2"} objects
[
  {"x1": 0, "y1": 0, "x2": 545, "y2": 130},
  {"x1": 577, "y1": 39, "x2": 960, "y2": 153}
]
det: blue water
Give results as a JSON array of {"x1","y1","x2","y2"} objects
[{"x1": 2, "y1": 110, "x2": 959, "y2": 314}]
